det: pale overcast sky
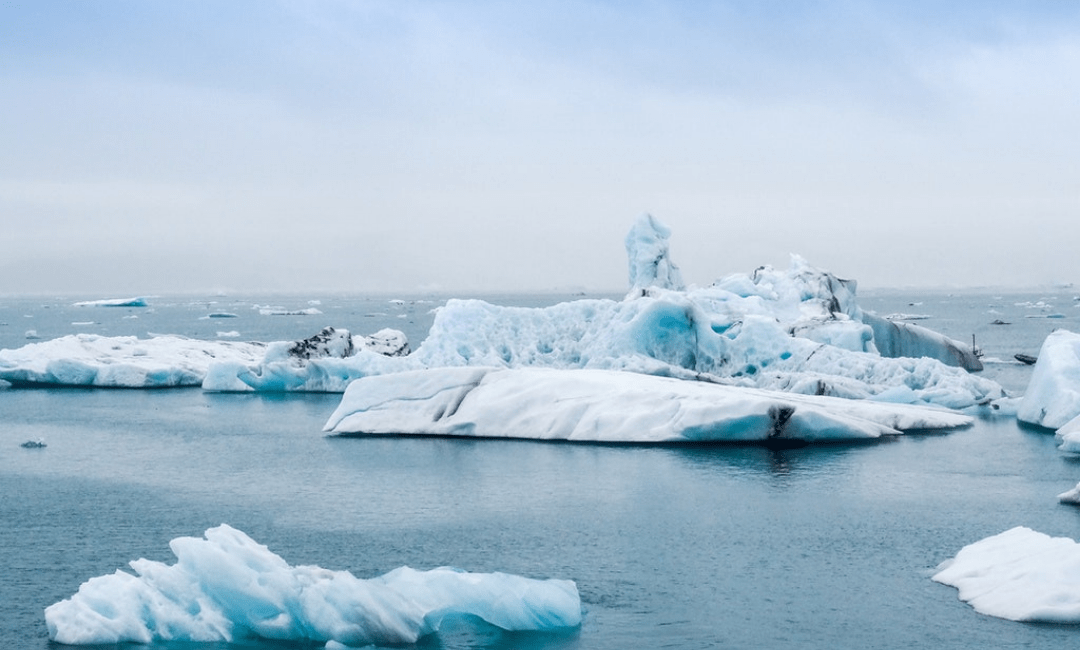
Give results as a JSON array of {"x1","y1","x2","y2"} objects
[{"x1": 1, "y1": 1, "x2": 1077, "y2": 295}]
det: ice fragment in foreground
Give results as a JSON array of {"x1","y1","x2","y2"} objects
[
  {"x1": 933, "y1": 526, "x2": 1080, "y2": 622},
  {"x1": 45, "y1": 524, "x2": 581, "y2": 645}
]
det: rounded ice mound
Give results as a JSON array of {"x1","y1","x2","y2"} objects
[
  {"x1": 1017, "y1": 329, "x2": 1080, "y2": 430},
  {"x1": 933, "y1": 526, "x2": 1080, "y2": 623},
  {"x1": 45, "y1": 524, "x2": 581, "y2": 646}
]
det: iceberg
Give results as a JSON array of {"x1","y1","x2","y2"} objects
[
  {"x1": 45, "y1": 524, "x2": 580, "y2": 646},
  {"x1": 1017, "y1": 329, "x2": 1080, "y2": 430},
  {"x1": 0, "y1": 328, "x2": 410, "y2": 389},
  {"x1": 324, "y1": 366, "x2": 973, "y2": 443},
  {"x1": 625, "y1": 212, "x2": 685, "y2": 296},
  {"x1": 72, "y1": 297, "x2": 148, "y2": 307},
  {"x1": 933, "y1": 527, "x2": 1080, "y2": 623},
  {"x1": 0, "y1": 334, "x2": 268, "y2": 388},
  {"x1": 208, "y1": 251, "x2": 1000, "y2": 409}
]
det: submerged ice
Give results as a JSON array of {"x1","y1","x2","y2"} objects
[{"x1": 45, "y1": 524, "x2": 581, "y2": 646}]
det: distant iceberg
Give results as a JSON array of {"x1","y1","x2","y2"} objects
[
  {"x1": 0, "y1": 334, "x2": 267, "y2": 388},
  {"x1": 0, "y1": 328, "x2": 408, "y2": 389},
  {"x1": 933, "y1": 527, "x2": 1080, "y2": 623},
  {"x1": 73, "y1": 297, "x2": 148, "y2": 307},
  {"x1": 325, "y1": 366, "x2": 973, "y2": 444},
  {"x1": 45, "y1": 524, "x2": 581, "y2": 646}
]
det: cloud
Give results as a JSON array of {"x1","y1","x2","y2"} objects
[{"x1": 1, "y1": 1, "x2": 1078, "y2": 293}]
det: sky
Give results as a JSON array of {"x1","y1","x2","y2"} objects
[{"x1": 1, "y1": 1, "x2": 1078, "y2": 295}]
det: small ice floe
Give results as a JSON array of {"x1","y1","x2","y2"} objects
[
  {"x1": 1058, "y1": 481, "x2": 1080, "y2": 504},
  {"x1": 71, "y1": 321, "x2": 96, "y2": 326},
  {"x1": 990, "y1": 319, "x2": 1010, "y2": 325},
  {"x1": 21, "y1": 439, "x2": 46, "y2": 449},
  {"x1": 73, "y1": 297, "x2": 148, "y2": 308},
  {"x1": 883, "y1": 313, "x2": 932, "y2": 321},
  {"x1": 933, "y1": 527, "x2": 1080, "y2": 623},
  {"x1": 25, "y1": 329, "x2": 40, "y2": 340},
  {"x1": 201, "y1": 312, "x2": 238, "y2": 319},
  {"x1": 216, "y1": 331, "x2": 241, "y2": 338},
  {"x1": 307, "y1": 300, "x2": 321, "y2": 306}
]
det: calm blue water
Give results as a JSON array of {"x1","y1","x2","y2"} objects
[{"x1": 2, "y1": 289, "x2": 1080, "y2": 649}]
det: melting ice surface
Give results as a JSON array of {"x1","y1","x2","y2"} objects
[
  {"x1": 933, "y1": 527, "x2": 1080, "y2": 623},
  {"x1": 45, "y1": 524, "x2": 581, "y2": 646}
]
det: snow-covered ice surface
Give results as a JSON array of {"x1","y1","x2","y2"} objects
[
  {"x1": 933, "y1": 527, "x2": 1080, "y2": 623},
  {"x1": 1017, "y1": 329, "x2": 1080, "y2": 430},
  {"x1": 44, "y1": 524, "x2": 581, "y2": 646},
  {"x1": 0, "y1": 334, "x2": 267, "y2": 388},
  {"x1": 325, "y1": 367, "x2": 973, "y2": 443}
]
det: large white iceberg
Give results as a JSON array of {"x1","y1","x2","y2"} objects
[
  {"x1": 324, "y1": 366, "x2": 973, "y2": 443},
  {"x1": 207, "y1": 251, "x2": 1000, "y2": 409},
  {"x1": 45, "y1": 524, "x2": 581, "y2": 646},
  {"x1": 933, "y1": 526, "x2": 1080, "y2": 623},
  {"x1": 1017, "y1": 329, "x2": 1080, "y2": 431}
]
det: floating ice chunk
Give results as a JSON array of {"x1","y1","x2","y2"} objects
[
  {"x1": 1017, "y1": 330, "x2": 1080, "y2": 429},
  {"x1": 625, "y1": 213, "x2": 684, "y2": 297},
  {"x1": 1058, "y1": 479, "x2": 1080, "y2": 504},
  {"x1": 933, "y1": 527, "x2": 1080, "y2": 623},
  {"x1": 324, "y1": 367, "x2": 972, "y2": 444},
  {"x1": 862, "y1": 313, "x2": 982, "y2": 371},
  {"x1": 45, "y1": 524, "x2": 580, "y2": 646},
  {"x1": 72, "y1": 297, "x2": 148, "y2": 307},
  {"x1": 1055, "y1": 414, "x2": 1080, "y2": 453},
  {"x1": 0, "y1": 334, "x2": 267, "y2": 388}
]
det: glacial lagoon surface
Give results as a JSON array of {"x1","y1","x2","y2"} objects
[{"x1": 3, "y1": 289, "x2": 1080, "y2": 649}]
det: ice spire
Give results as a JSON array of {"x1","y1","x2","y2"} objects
[{"x1": 625, "y1": 214, "x2": 685, "y2": 298}]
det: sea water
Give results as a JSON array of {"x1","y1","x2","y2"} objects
[{"x1": 2, "y1": 288, "x2": 1080, "y2": 649}]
